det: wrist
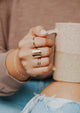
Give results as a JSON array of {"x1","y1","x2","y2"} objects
[{"x1": 5, "y1": 49, "x2": 31, "y2": 82}]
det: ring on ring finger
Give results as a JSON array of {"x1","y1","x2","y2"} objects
[{"x1": 33, "y1": 57, "x2": 50, "y2": 68}]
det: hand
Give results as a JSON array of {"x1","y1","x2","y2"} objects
[{"x1": 18, "y1": 25, "x2": 54, "y2": 79}]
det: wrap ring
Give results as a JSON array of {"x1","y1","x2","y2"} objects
[{"x1": 32, "y1": 48, "x2": 42, "y2": 58}]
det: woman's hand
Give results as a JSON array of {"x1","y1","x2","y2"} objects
[{"x1": 18, "y1": 25, "x2": 54, "y2": 79}]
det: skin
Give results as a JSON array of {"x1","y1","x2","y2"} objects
[
  {"x1": 18, "y1": 26, "x2": 54, "y2": 78},
  {"x1": 6, "y1": 25, "x2": 54, "y2": 81},
  {"x1": 6, "y1": 25, "x2": 80, "y2": 102},
  {"x1": 40, "y1": 81, "x2": 80, "y2": 102}
]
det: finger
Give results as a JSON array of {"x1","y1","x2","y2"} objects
[
  {"x1": 19, "y1": 36, "x2": 54, "y2": 49},
  {"x1": 32, "y1": 64, "x2": 52, "y2": 76},
  {"x1": 37, "y1": 47, "x2": 53, "y2": 57},
  {"x1": 32, "y1": 37, "x2": 54, "y2": 48},
  {"x1": 29, "y1": 25, "x2": 48, "y2": 37},
  {"x1": 18, "y1": 47, "x2": 53, "y2": 60},
  {"x1": 31, "y1": 47, "x2": 53, "y2": 58},
  {"x1": 32, "y1": 57, "x2": 50, "y2": 67},
  {"x1": 18, "y1": 35, "x2": 32, "y2": 49},
  {"x1": 18, "y1": 49, "x2": 31, "y2": 59}
]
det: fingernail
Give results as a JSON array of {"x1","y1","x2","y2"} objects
[{"x1": 40, "y1": 29, "x2": 47, "y2": 35}]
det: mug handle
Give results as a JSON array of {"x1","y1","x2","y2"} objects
[
  {"x1": 47, "y1": 28, "x2": 58, "y2": 35},
  {"x1": 47, "y1": 29, "x2": 58, "y2": 71}
]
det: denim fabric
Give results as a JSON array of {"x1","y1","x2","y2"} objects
[
  {"x1": 0, "y1": 79, "x2": 53, "y2": 113},
  {"x1": 21, "y1": 95, "x2": 80, "y2": 113}
]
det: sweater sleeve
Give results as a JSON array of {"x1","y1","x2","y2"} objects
[{"x1": 0, "y1": 0, "x2": 25, "y2": 96}]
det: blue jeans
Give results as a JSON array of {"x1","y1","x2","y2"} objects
[
  {"x1": 21, "y1": 95, "x2": 80, "y2": 113},
  {"x1": 0, "y1": 79, "x2": 52, "y2": 113}
]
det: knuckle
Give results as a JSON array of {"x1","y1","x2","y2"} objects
[{"x1": 37, "y1": 25, "x2": 44, "y2": 29}]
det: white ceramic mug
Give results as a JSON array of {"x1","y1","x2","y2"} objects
[{"x1": 47, "y1": 23, "x2": 80, "y2": 83}]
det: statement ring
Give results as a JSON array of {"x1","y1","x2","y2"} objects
[{"x1": 32, "y1": 48, "x2": 42, "y2": 58}]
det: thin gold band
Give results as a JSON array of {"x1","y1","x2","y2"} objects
[
  {"x1": 37, "y1": 58, "x2": 41, "y2": 66},
  {"x1": 33, "y1": 36, "x2": 36, "y2": 47}
]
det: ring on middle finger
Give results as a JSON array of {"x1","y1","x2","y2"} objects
[{"x1": 32, "y1": 48, "x2": 42, "y2": 58}]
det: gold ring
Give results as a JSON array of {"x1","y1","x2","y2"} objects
[
  {"x1": 33, "y1": 36, "x2": 36, "y2": 47},
  {"x1": 32, "y1": 48, "x2": 42, "y2": 58}
]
